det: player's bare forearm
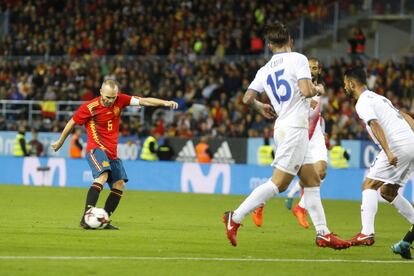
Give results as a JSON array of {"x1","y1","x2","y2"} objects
[
  {"x1": 369, "y1": 120, "x2": 392, "y2": 156},
  {"x1": 243, "y1": 90, "x2": 276, "y2": 119},
  {"x1": 60, "y1": 118, "x2": 76, "y2": 142},
  {"x1": 139, "y1": 97, "x2": 178, "y2": 108},
  {"x1": 400, "y1": 111, "x2": 414, "y2": 132},
  {"x1": 51, "y1": 118, "x2": 75, "y2": 152},
  {"x1": 243, "y1": 90, "x2": 262, "y2": 111},
  {"x1": 298, "y1": 79, "x2": 322, "y2": 98}
]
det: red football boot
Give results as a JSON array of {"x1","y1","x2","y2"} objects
[
  {"x1": 316, "y1": 233, "x2": 352, "y2": 250},
  {"x1": 348, "y1": 233, "x2": 375, "y2": 246},
  {"x1": 223, "y1": 211, "x2": 241, "y2": 247}
]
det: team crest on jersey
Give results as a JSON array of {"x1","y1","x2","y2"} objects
[
  {"x1": 102, "y1": 161, "x2": 110, "y2": 167},
  {"x1": 113, "y1": 106, "x2": 120, "y2": 117}
]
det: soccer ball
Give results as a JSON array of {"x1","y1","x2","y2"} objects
[{"x1": 84, "y1": 207, "x2": 110, "y2": 229}]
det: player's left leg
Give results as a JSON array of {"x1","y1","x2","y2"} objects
[{"x1": 103, "y1": 159, "x2": 128, "y2": 230}]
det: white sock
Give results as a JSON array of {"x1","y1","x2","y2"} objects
[
  {"x1": 391, "y1": 194, "x2": 414, "y2": 224},
  {"x1": 298, "y1": 193, "x2": 305, "y2": 208},
  {"x1": 361, "y1": 189, "x2": 378, "y2": 235},
  {"x1": 233, "y1": 179, "x2": 279, "y2": 223},
  {"x1": 287, "y1": 179, "x2": 301, "y2": 198},
  {"x1": 304, "y1": 187, "x2": 330, "y2": 235}
]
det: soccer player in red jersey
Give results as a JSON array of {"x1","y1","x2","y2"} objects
[{"x1": 51, "y1": 79, "x2": 178, "y2": 229}]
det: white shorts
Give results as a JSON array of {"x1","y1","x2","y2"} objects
[
  {"x1": 308, "y1": 124, "x2": 328, "y2": 163},
  {"x1": 367, "y1": 143, "x2": 414, "y2": 186},
  {"x1": 271, "y1": 127, "x2": 313, "y2": 175}
]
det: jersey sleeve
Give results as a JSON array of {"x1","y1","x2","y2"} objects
[
  {"x1": 72, "y1": 103, "x2": 91, "y2": 125},
  {"x1": 356, "y1": 96, "x2": 378, "y2": 124},
  {"x1": 248, "y1": 69, "x2": 265, "y2": 93},
  {"x1": 296, "y1": 54, "x2": 312, "y2": 80},
  {"x1": 118, "y1": 93, "x2": 133, "y2": 108}
]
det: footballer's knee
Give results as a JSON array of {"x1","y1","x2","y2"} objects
[
  {"x1": 94, "y1": 171, "x2": 109, "y2": 185},
  {"x1": 112, "y1": 180, "x2": 125, "y2": 191},
  {"x1": 362, "y1": 178, "x2": 383, "y2": 190},
  {"x1": 271, "y1": 169, "x2": 294, "y2": 193},
  {"x1": 316, "y1": 162, "x2": 327, "y2": 181},
  {"x1": 318, "y1": 170, "x2": 327, "y2": 181},
  {"x1": 380, "y1": 184, "x2": 399, "y2": 202},
  {"x1": 276, "y1": 182, "x2": 289, "y2": 193}
]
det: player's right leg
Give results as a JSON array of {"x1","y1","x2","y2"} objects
[
  {"x1": 224, "y1": 127, "x2": 306, "y2": 246},
  {"x1": 298, "y1": 164, "x2": 351, "y2": 249},
  {"x1": 80, "y1": 149, "x2": 111, "y2": 229},
  {"x1": 224, "y1": 169, "x2": 294, "y2": 246},
  {"x1": 348, "y1": 177, "x2": 381, "y2": 246}
]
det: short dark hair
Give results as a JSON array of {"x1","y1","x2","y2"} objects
[
  {"x1": 264, "y1": 22, "x2": 290, "y2": 47},
  {"x1": 308, "y1": 57, "x2": 321, "y2": 66},
  {"x1": 344, "y1": 67, "x2": 367, "y2": 85}
]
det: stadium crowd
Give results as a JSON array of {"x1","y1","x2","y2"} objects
[
  {"x1": 1, "y1": 54, "x2": 414, "y2": 142},
  {"x1": 1, "y1": 0, "x2": 335, "y2": 56},
  {"x1": 1, "y1": 0, "x2": 413, "y2": 143}
]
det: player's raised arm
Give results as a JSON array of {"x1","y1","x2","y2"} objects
[
  {"x1": 130, "y1": 96, "x2": 178, "y2": 109},
  {"x1": 243, "y1": 89, "x2": 276, "y2": 120},
  {"x1": 51, "y1": 118, "x2": 76, "y2": 152}
]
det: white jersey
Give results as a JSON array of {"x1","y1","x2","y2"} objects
[
  {"x1": 356, "y1": 90, "x2": 414, "y2": 149},
  {"x1": 248, "y1": 52, "x2": 311, "y2": 129}
]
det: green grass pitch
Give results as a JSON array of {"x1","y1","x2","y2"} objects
[{"x1": 0, "y1": 184, "x2": 413, "y2": 275}]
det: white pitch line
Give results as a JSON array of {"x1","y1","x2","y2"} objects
[{"x1": 0, "y1": 256, "x2": 412, "y2": 264}]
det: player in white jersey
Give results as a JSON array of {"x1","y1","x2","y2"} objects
[
  {"x1": 344, "y1": 67, "x2": 414, "y2": 259},
  {"x1": 222, "y1": 22, "x2": 351, "y2": 250},
  {"x1": 251, "y1": 58, "x2": 328, "y2": 229}
]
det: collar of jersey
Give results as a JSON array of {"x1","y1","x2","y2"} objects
[{"x1": 273, "y1": 52, "x2": 287, "y2": 55}]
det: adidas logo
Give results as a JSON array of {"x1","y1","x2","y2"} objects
[
  {"x1": 176, "y1": 140, "x2": 197, "y2": 162},
  {"x1": 212, "y1": 141, "x2": 235, "y2": 164}
]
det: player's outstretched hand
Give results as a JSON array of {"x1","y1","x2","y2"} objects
[
  {"x1": 165, "y1": 101, "x2": 178, "y2": 109},
  {"x1": 261, "y1": 104, "x2": 277, "y2": 120},
  {"x1": 51, "y1": 140, "x2": 63, "y2": 152},
  {"x1": 387, "y1": 153, "x2": 398, "y2": 166}
]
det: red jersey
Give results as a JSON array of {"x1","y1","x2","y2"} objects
[{"x1": 73, "y1": 93, "x2": 132, "y2": 160}]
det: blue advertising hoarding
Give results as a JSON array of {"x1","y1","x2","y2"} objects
[
  {"x1": 1, "y1": 156, "x2": 413, "y2": 203},
  {"x1": 0, "y1": 131, "x2": 386, "y2": 168}
]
